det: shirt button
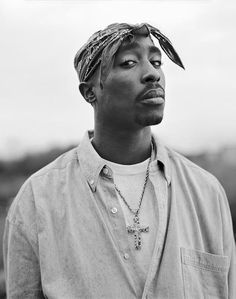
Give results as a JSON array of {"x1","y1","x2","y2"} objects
[
  {"x1": 103, "y1": 167, "x2": 109, "y2": 175},
  {"x1": 89, "y1": 179, "x2": 94, "y2": 185},
  {"x1": 111, "y1": 207, "x2": 118, "y2": 214},
  {"x1": 124, "y1": 253, "x2": 129, "y2": 260}
]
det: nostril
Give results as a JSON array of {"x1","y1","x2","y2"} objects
[{"x1": 143, "y1": 73, "x2": 160, "y2": 83}]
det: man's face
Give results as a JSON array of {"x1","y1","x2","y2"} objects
[{"x1": 93, "y1": 34, "x2": 166, "y2": 131}]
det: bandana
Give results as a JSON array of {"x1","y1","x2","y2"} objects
[{"x1": 74, "y1": 23, "x2": 184, "y2": 83}]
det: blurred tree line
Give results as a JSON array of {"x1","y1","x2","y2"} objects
[{"x1": 0, "y1": 144, "x2": 236, "y2": 298}]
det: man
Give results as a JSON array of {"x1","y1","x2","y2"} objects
[{"x1": 3, "y1": 23, "x2": 236, "y2": 298}]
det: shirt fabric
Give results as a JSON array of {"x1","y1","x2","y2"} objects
[
  {"x1": 103, "y1": 154, "x2": 165, "y2": 287},
  {"x1": 3, "y1": 130, "x2": 236, "y2": 299}
]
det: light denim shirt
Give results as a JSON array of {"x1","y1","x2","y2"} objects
[{"x1": 3, "y1": 131, "x2": 236, "y2": 299}]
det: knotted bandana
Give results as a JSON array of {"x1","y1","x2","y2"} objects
[{"x1": 74, "y1": 23, "x2": 184, "y2": 83}]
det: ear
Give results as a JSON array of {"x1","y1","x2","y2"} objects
[{"x1": 79, "y1": 82, "x2": 96, "y2": 104}]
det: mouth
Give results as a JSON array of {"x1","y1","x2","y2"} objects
[{"x1": 139, "y1": 88, "x2": 165, "y2": 105}]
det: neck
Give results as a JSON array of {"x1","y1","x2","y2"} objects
[{"x1": 92, "y1": 125, "x2": 152, "y2": 165}]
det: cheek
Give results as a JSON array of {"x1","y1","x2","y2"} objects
[{"x1": 105, "y1": 74, "x2": 137, "y2": 98}]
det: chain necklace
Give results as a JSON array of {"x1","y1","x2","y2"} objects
[{"x1": 114, "y1": 146, "x2": 152, "y2": 250}]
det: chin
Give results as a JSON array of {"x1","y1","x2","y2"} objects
[{"x1": 135, "y1": 113, "x2": 164, "y2": 127}]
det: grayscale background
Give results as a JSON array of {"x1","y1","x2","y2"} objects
[{"x1": 0, "y1": 0, "x2": 235, "y2": 297}]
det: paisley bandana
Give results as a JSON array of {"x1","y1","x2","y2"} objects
[{"x1": 74, "y1": 23, "x2": 184, "y2": 83}]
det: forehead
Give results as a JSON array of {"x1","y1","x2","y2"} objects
[{"x1": 116, "y1": 34, "x2": 161, "y2": 56}]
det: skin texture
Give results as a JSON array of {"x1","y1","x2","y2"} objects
[{"x1": 79, "y1": 34, "x2": 165, "y2": 164}]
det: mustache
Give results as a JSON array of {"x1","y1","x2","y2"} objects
[{"x1": 137, "y1": 84, "x2": 165, "y2": 101}]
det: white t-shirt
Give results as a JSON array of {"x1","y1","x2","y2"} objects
[{"x1": 103, "y1": 157, "x2": 159, "y2": 282}]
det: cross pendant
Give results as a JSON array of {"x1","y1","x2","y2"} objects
[{"x1": 127, "y1": 215, "x2": 149, "y2": 250}]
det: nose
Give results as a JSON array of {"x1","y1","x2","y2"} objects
[{"x1": 141, "y1": 62, "x2": 161, "y2": 84}]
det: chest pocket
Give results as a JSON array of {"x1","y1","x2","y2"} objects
[{"x1": 180, "y1": 247, "x2": 229, "y2": 299}]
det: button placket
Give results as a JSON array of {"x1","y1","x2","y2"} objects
[
  {"x1": 143, "y1": 171, "x2": 168, "y2": 297},
  {"x1": 100, "y1": 169, "x2": 132, "y2": 261}
]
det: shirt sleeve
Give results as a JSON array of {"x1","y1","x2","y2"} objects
[
  {"x1": 217, "y1": 182, "x2": 236, "y2": 298},
  {"x1": 228, "y1": 236, "x2": 236, "y2": 299},
  {"x1": 3, "y1": 180, "x2": 45, "y2": 299}
]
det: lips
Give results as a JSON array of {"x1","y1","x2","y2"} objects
[
  {"x1": 142, "y1": 88, "x2": 165, "y2": 99},
  {"x1": 139, "y1": 88, "x2": 165, "y2": 105}
]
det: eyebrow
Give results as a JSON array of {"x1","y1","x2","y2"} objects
[{"x1": 119, "y1": 41, "x2": 161, "y2": 56}]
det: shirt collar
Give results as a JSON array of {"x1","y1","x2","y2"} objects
[
  {"x1": 77, "y1": 130, "x2": 106, "y2": 192},
  {"x1": 151, "y1": 134, "x2": 171, "y2": 185},
  {"x1": 77, "y1": 130, "x2": 171, "y2": 192}
]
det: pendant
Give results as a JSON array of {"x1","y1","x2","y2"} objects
[{"x1": 127, "y1": 215, "x2": 149, "y2": 250}]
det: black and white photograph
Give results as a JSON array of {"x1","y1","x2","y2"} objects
[{"x1": 0, "y1": 0, "x2": 235, "y2": 298}]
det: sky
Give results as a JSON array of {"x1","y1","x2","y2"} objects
[{"x1": 0, "y1": 0, "x2": 236, "y2": 159}]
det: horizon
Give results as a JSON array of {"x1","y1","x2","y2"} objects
[{"x1": 1, "y1": 0, "x2": 236, "y2": 160}]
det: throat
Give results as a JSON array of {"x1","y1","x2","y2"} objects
[{"x1": 92, "y1": 128, "x2": 152, "y2": 164}]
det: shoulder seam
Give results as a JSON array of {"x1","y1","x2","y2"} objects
[
  {"x1": 168, "y1": 148, "x2": 218, "y2": 181},
  {"x1": 31, "y1": 156, "x2": 78, "y2": 179}
]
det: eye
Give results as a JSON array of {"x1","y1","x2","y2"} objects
[
  {"x1": 151, "y1": 60, "x2": 163, "y2": 68},
  {"x1": 120, "y1": 60, "x2": 136, "y2": 68}
]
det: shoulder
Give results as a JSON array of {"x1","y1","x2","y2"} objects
[
  {"x1": 6, "y1": 146, "x2": 80, "y2": 225},
  {"x1": 156, "y1": 142, "x2": 230, "y2": 215},
  {"x1": 153, "y1": 133, "x2": 219, "y2": 190},
  {"x1": 166, "y1": 146, "x2": 221, "y2": 190},
  {"x1": 32, "y1": 146, "x2": 79, "y2": 178},
  {"x1": 165, "y1": 146, "x2": 232, "y2": 222}
]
